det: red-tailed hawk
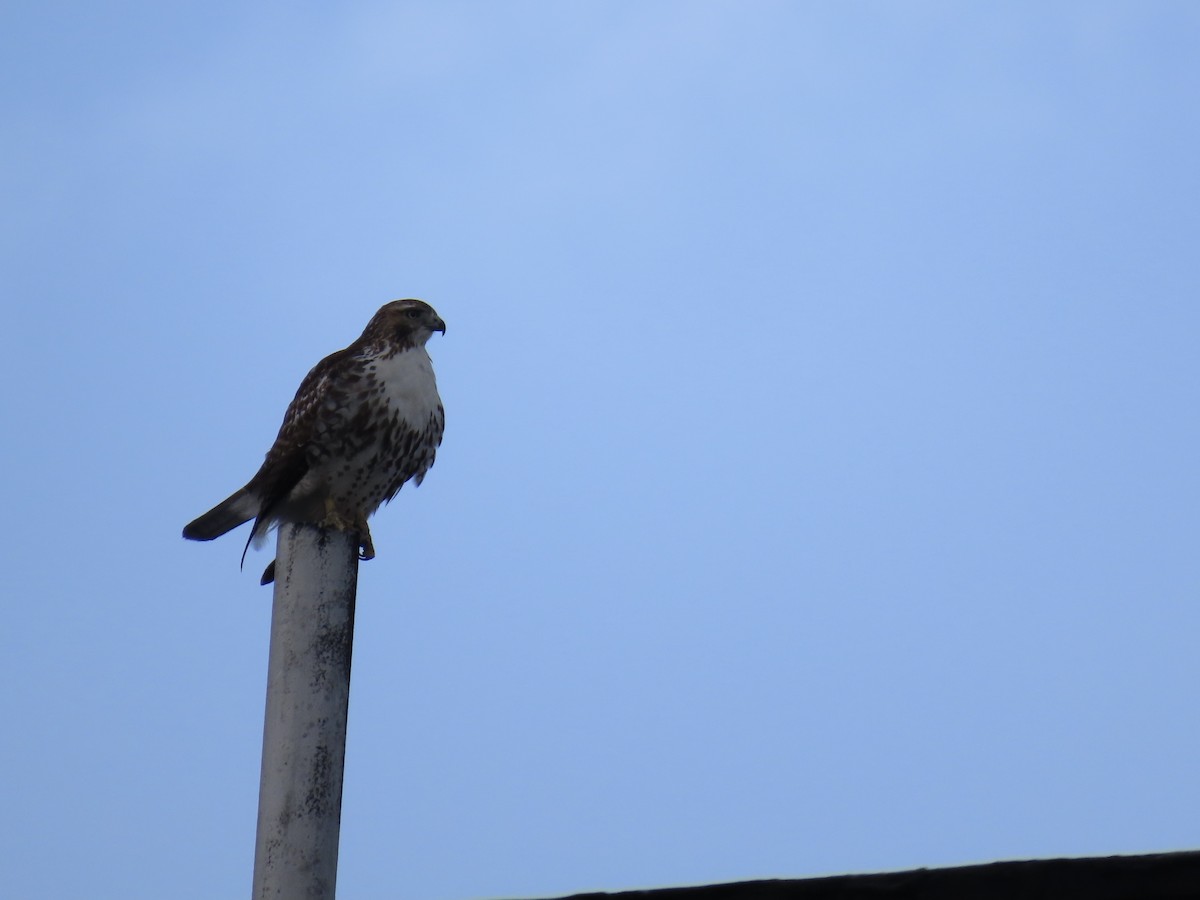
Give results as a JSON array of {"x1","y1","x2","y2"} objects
[{"x1": 184, "y1": 299, "x2": 446, "y2": 584}]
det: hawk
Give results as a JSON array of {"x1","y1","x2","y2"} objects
[{"x1": 183, "y1": 299, "x2": 446, "y2": 584}]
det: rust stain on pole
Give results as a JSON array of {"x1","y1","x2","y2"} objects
[{"x1": 252, "y1": 523, "x2": 359, "y2": 900}]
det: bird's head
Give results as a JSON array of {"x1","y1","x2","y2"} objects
[{"x1": 369, "y1": 299, "x2": 447, "y2": 348}]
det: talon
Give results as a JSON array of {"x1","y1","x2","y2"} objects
[
  {"x1": 260, "y1": 560, "x2": 276, "y2": 585},
  {"x1": 319, "y1": 497, "x2": 357, "y2": 533},
  {"x1": 359, "y1": 529, "x2": 375, "y2": 562}
]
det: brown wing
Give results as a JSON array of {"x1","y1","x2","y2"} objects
[{"x1": 243, "y1": 345, "x2": 363, "y2": 546}]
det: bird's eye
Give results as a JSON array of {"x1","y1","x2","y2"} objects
[{"x1": 405, "y1": 309, "x2": 421, "y2": 319}]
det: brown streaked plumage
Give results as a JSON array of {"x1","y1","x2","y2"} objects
[{"x1": 183, "y1": 299, "x2": 446, "y2": 584}]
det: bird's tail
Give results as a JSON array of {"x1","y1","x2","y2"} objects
[{"x1": 183, "y1": 489, "x2": 259, "y2": 541}]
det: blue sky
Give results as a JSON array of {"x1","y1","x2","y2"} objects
[{"x1": 3, "y1": 3, "x2": 1199, "y2": 898}]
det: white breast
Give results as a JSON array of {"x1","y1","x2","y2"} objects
[{"x1": 370, "y1": 347, "x2": 441, "y2": 425}]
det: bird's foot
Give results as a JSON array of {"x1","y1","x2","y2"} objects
[
  {"x1": 319, "y1": 504, "x2": 356, "y2": 534},
  {"x1": 357, "y1": 520, "x2": 375, "y2": 562},
  {"x1": 316, "y1": 501, "x2": 374, "y2": 563}
]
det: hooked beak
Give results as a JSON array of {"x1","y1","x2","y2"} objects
[{"x1": 432, "y1": 316, "x2": 446, "y2": 335}]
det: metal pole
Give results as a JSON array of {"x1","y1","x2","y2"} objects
[{"x1": 252, "y1": 522, "x2": 359, "y2": 900}]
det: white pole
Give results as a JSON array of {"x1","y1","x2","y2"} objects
[{"x1": 252, "y1": 522, "x2": 359, "y2": 900}]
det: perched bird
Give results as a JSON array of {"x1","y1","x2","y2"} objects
[{"x1": 184, "y1": 299, "x2": 446, "y2": 584}]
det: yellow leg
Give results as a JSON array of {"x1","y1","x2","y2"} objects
[
  {"x1": 317, "y1": 500, "x2": 374, "y2": 562},
  {"x1": 319, "y1": 497, "x2": 355, "y2": 533}
]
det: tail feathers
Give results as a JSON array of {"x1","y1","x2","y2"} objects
[
  {"x1": 240, "y1": 511, "x2": 277, "y2": 571},
  {"x1": 183, "y1": 489, "x2": 259, "y2": 541}
]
